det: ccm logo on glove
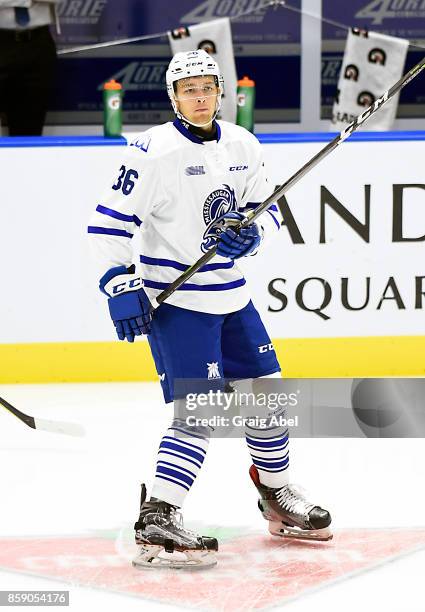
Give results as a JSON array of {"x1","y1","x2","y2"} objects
[
  {"x1": 99, "y1": 264, "x2": 152, "y2": 342},
  {"x1": 110, "y1": 276, "x2": 143, "y2": 295}
]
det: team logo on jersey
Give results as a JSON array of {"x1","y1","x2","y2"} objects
[
  {"x1": 207, "y1": 362, "x2": 221, "y2": 379},
  {"x1": 185, "y1": 165, "x2": 206, "y2": 175},
  {"x1": 201, "y1": 184, "x2": 237, "y2": 252}
]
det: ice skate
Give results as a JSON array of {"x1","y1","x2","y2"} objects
[
  {"x1": 133, "y1": 484, "x2": 218, "y2": 570},
  {"x1": 250, "y1": 465, "x2": 332, "y2": 541}
]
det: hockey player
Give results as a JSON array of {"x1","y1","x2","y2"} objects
[{"x1": 88, "y1": 49, "x2": 332, "y2": 570}]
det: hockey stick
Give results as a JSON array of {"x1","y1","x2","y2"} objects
[
  {"x1": 150, "y1": 55, "x2": 425, "y2": 310},
  {"x1": 0, "y1": 395, "x2": 85, "y2": 437}
]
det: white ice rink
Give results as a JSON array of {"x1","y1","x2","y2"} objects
[{"x1": 1, "y1": 382, "x2": 424, "y2": 611}]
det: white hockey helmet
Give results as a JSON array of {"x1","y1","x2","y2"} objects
[{"x1": 166, "y1": 49, "x2": 224, "y2": 127}]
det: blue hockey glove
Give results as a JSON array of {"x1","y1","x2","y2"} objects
[
  {"x1": 99, "y1": 264, "x2": 152, "y2": 342},
  {"x1": 216, "y1": 212, "x2": 263, "y2": 259}
]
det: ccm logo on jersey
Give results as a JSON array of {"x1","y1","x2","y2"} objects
[
  {"x1": 258, "y1": 343, "x2": 274, "y2": 353},
  {"x1": 229, "y1": 165, "x2": 248, "y2": 171}
]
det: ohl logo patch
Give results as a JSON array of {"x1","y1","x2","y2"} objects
[{"x1": 201, "y1": 184, "x2": 237, "y2": 253}]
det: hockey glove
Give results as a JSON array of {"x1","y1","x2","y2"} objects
[
  {"x1": 216, "y1": 211, "x2": 263, "y2": 259},
  {"x1": 99, "y1": 264, "x2": 152, "y2": 342}
]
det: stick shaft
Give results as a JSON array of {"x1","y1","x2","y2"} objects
[
  {"x1": 0, "y1": 395, "x2": 35, "y2": 428},
  {"x1": 152, "y1": 55, "x2": 425, "y2": 308}
]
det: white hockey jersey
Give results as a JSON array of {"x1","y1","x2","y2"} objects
[{"x1": 88, "y1": 118, "x2": 281, "y2": 314}]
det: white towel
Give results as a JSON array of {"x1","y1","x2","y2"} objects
[
  {"x1": 168, "y1": 17, "x2": 237, "y2": 123},
  {"x1": 331, "y1": 28, "x2": 409, "y2": 131}
]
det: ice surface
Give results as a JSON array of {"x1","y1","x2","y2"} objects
[{"x1": 0, "y1": 382, "x2": 424, "y2": 611}]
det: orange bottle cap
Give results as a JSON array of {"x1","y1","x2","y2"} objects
[
  {"x1": 237, "y1": 76, "x2": 255, "y2": 87},
  {"x1": 103, "y1": 79, "x2": 122, "y2": 90}
]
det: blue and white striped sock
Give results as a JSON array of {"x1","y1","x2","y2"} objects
[
  {"x1": 151, "y1": 419, "x2": 210, "y2": 507},
  {"x1": 245, "y1": 426, "x2": 289, "y2": 488}
]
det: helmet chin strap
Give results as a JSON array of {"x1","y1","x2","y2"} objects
[
  {"x1": 174, "y1": 91, "x2": 222, "y2": 129},
  {"x1": 177, "y1": 108, "x2": 219, "y2": 129}
]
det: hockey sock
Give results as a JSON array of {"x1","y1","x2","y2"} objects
[
  {"x1": 245, "y1": 425, "x2": 289, "y2": 488},
  {"x1": 241, "y1": 373, "x2": 290, "y2": 489},
  {"x1": 151, "y1": 417, "x2": 210, "y2": 507}
]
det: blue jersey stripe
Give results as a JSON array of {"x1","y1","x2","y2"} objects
[
  {"x1": 95, "y1": 205, "x2": 142, "y2": 226},
  {"x1": 143, "y1": 277, "x2": 246, "y2": 292},
  {"x1": 87, "y1": 226, "x2": 133, "y2": 238},
  {"x1": 267, "y1": 209, "x2": 281, "y2": 229},
  {"x1": 241, "y1": 201, "x2": 260, "y2": 211},
  {"x1": 240, "y1": 202, "x2": 278, "y2": 211},
  {"x1": 140, "y1": 254, "x2": 234, "y2": 272}
]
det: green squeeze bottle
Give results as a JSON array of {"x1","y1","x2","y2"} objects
[
  {"x1": 103, "y1": 79, "x2": 123, "y2": 137},
  {"x1": 236, "y1": 76, "x2": 255, "y2": 133}
]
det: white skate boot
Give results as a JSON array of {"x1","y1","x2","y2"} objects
[{"x1": 250, "y1": 465, "x2": 333, "y2": 541}]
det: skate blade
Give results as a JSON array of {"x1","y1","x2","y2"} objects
[
  {"x1": 132, "y1": 544, "x2": 217, "y2": 570},
  {"x1": 269, "y1": 521, "x2": 333, "y2": 542}
]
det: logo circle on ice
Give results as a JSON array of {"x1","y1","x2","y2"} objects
[{"x1": 201, "y1": 184, "x2": 237, "y2": 253}]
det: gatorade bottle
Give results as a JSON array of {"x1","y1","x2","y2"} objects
[
  {"x1": 236, "y1": 76, "x2": 255, "y2": 133},
  {"x1": 103, "y1": 79, "x2": 123, "y2": 137}
]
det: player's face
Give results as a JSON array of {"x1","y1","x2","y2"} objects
[{"x1": 174, "y1": 75, "x2": 219, "y2": 128}]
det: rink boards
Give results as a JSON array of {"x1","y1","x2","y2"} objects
[{"x1": 1, "y1": 131, "x2": 424, "y2": 382}]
